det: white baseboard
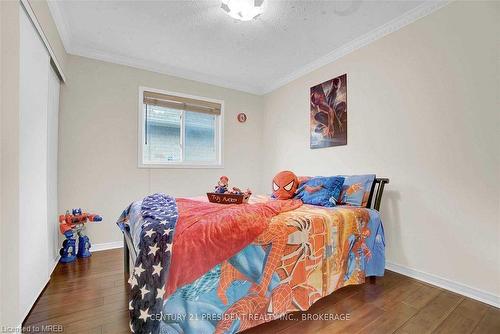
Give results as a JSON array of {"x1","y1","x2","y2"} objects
[
  {"x1": 386, "y1": 261, "x2": 500, "y2": 308},
  {"x1": 49, "y1": 257, "x2": 59, "y2": 276},
  {"x1": 92, "y1": 241, "x2": 123, "y2": 252}
]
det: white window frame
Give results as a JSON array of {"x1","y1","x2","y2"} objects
[{"x1": 138, "y1": 86, "x2": 224, "y2": 168}]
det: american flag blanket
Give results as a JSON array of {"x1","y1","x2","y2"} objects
[{"x1": 123, "y1": 193, "x2": 178, "y2": 334}]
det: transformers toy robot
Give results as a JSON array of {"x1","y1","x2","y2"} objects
[{"x1": 59, "y1": 208, "x2": 102, "y2": 263}]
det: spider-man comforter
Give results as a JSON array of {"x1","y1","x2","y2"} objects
[{"x1": 117, "y1": 194, "x2": 385, "y2": 334}]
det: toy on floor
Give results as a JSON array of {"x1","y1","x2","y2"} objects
[{"x1": 58, "y1": 208, "x2": 102, "y2": 263}]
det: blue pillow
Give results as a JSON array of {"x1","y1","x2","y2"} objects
[
  {"x1": 339, "y1": 174, "x2": 376, "y2": 207},
  {"x1": 296, "y1": 176, "x2": 345, "y2": 207}
]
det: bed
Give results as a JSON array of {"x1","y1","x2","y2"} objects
[{"x1": 117, "y1": 178, "x2": 389, "y2": 334}]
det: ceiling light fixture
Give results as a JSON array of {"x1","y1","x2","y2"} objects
[{"x1": 221, "y1": 0, "x2": 265, "y2": 21}]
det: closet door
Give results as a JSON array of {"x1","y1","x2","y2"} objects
[
  {"x1": 19, "y1": 6, "x2": 50, "y2": 317},
  {"x1": 47, "y1": 67, "x2": 60, "y2": 269}
]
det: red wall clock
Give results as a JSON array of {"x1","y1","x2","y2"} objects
[{"x1": 237, "y1": 113, "x2": 247, "y2": 123}]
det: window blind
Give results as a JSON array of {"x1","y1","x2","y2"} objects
[{"x1": 143, "y1": 91, "x2": 221, "y2": 115}]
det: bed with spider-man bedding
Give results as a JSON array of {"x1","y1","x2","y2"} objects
[{"x1": 117, "y1": 185, "x2": 387, "y2": 334}]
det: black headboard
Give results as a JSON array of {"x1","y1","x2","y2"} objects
[{"x1": 366, "y1": 177, "x2": 389, "y2": 211}]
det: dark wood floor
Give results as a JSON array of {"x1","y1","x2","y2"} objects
[{"x1": 23, "y1": 249, "x2": 499, "y2": 333}]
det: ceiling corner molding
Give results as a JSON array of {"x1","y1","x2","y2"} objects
[
  {"x1": 46, "y1": 0, "x2": 74, "y2": 53},
  {"x1": 261, "y1": 0, "x2": 452, "y2": 94},
  {"x1": 70, "y1": 44, "x2": 265, "y2": 95}
]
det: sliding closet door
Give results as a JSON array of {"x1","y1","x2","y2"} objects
[
  {"x1": 47, "y1": 67, "x2": 60, "y2": 269},
  {"x1": 19, "y1": 7, "x2": 50, "y2": 317}
]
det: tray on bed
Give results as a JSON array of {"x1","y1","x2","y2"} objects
[{"x1": 206, "y1": 192, "x2": 250, "y2": 204}]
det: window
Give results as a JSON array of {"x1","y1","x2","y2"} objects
[{"x1": 139, "y1": 88, "x2": 223, "y2": 167}]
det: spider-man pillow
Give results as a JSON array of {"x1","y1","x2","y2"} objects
[
  {"x1": 296, "y1": 176, "x2": 345, "y2": 207},
  {"x1": 339, "y1": 174, "x2": 376, "y2": 207}
]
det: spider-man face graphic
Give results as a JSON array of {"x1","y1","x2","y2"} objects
[{"x1": 272, "y1": 171, "x2": 299, "y2": 200}]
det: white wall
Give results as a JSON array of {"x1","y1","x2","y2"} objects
[
  {"x1": 0, "y1": 1, "x2": 22, "y2": 327},
  {"x1": 59, "y1": 55, "x2": 264, "y2": 246},
  {"x1": 262, "y1": 1, "x2": 499, "y2": 301}
]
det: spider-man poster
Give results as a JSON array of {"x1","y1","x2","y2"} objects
[{"x1": 310, "y1": 74, "x2": 347, "y2": 148}]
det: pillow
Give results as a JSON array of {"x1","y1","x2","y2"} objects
[
  {"x1": 296, "y1": 176, "x2": 345, "y2": 207},
  {"x1": 339, "y1": 174, "x2": 376, "y2": 207}
]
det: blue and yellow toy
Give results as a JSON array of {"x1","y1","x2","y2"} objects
[{"x1": 58, "y1": 208, "x2": 102, "y2": 263}]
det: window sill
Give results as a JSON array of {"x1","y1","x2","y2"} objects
[{"x1": 138, "y1": 162, "x2": 224, "y2": 169}]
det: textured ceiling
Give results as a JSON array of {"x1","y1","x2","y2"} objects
[{"x1": 49, "y1": 0, "x2": 440, "y2": 94}]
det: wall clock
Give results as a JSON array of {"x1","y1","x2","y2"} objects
[{"x1": 237, "y1": 113, "x2": 247, "y2": 123}]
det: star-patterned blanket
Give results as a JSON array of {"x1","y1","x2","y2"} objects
[{"x1": 125, "y1": 193, "x2": 178, "y2": 334}]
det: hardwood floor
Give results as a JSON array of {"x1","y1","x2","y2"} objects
[{"x1": 23, "y1": 249, "x2": 499, "y2": 333}]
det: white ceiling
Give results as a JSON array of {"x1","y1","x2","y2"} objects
[{"x1": 48, "y1": 0, "x2": 446, "y2": 94}]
